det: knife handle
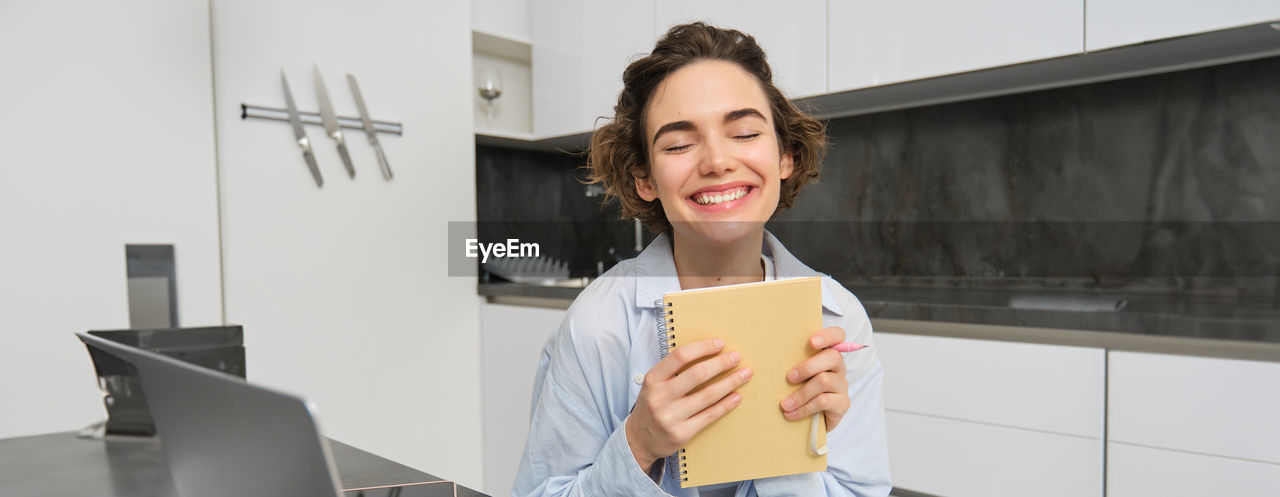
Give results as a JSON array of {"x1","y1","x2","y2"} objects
[{"x1": 375, "y1": 145, "x2": 393, "y2": 180}]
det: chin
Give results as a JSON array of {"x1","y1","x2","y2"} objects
[{"x1": 671, "y1": 220, "x2": 766, "y2": 246}]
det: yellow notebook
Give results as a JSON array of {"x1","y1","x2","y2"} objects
[{"x1": 660, "y1": 276, "x2": 826, "y2": 488}]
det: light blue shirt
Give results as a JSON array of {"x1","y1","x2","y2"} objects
[{"x1": 512, "y1": 232, "x2": 892, "y2": 497}]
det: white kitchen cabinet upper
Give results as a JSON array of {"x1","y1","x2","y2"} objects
[
  {"x1": 532, "y1": 0, "x2": 655, "y2": 138},
  {"x1": 1087, "y1": 0, "x2": 1280, "y2": 51},
  {"x1": 472, "y1": 0, "x2": 531, "y2": 43},
  {"x1": 828, "y1": 0, "x2": 1083, "y2": 92},
  {"x1": 653, "y1": 0, "x2": 828, "y2": 98}
]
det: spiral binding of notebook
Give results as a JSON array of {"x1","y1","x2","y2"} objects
[
  {"x1": 654, "y1": 298, "x2": 689, "y2": 482},
  {"x1": 652, "y1": 298, "x2": 686, "y2": 481}
]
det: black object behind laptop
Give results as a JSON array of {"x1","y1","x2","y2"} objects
[
  {"x1": 84, "y1": 326, "x2": 245, "y2": 435},
  {"x1": 77, "y1": 332, "x2": 460, "y2": 497}
]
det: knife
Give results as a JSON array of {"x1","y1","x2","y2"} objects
[
  {"x1": 346, "y1": 73, "x2": 394, "y2": 180},
  {"x1": 281, "y1": 71, "x2": 323, "y2": 187},
  {"x1": 313, "y1": 64, "x2": 355, "y2": 178}
]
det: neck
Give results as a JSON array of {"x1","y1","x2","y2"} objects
[{"x1": 671, "y1": 228, "x2": 766, "y2": 290}]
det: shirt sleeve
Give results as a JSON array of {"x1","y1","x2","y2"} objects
[
  {"x1": 511, "y1": 309, "x2": 671, "y2": 497},
  {"x1": 751, "y1": 306, "x2": 893, "y2": 497}
]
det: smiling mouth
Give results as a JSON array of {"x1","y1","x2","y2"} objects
[{"x1": 692, "y1": 186, "x2": 752, "y2": 206}]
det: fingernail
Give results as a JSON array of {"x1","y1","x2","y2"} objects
[
  {"x1": 786, "y1": 410, "x2": 799, "y2": 419},
  {"x1": 782, "y1": 397, "x2": 794, "y2": 410},
  {"x1": 812, "y1": 336, "x2": 825, "y2": 348},
  {"x1": 731, "y1": 393, "x2": 742, "y2": 404},
  {"x1": 787, "y1": 369, "x2": 800, "y2": 382},
  {"x1": 714, "y1": 338, "x2": 724, "y2": 349},
  {"x1": 728, "y1": 352, "x2": 741, "y2": 364},
  {"x1": 739, "y1": 367, "x2": 753, "y2": 380}
]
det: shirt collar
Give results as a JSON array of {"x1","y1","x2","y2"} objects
[{"x1": 633, "y1": 230, "x2": 845, "y2": 316}]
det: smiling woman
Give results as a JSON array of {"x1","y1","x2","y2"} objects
[{"x1": 512, "y1": 23, "x2": 891, "y2": 497}]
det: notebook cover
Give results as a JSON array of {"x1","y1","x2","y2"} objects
[{"x1": 663, "y1": 276, "x2": 826, "y2": 487}]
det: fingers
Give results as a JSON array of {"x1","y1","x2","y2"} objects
[
  {"x1": 684, "y1": 388, "x2": 745, "y2": 437},
  {"x1": 783, "y1": 391, "x2": 850, "y2": 429},
  {"x1": 649, "y1": 337, "x2": 724, "y2": 380},
  {"x1": 672, "y1": 364, "x2": 753, "y2": 420},
  {"x1": 669, "y1": 349, "x2": 741, "y2": 394},
  {"x1": 780, "y1": 370, "x2": 844, "y2": 414},
  {"x1": 808, "y1": 326, "x2": 846, "y2": 350},
  {"x1": 786, "y1": 347, "x2": 844, "y2": 384}
]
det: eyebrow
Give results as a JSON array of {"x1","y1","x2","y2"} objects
[{"x1": 651, "y1": 108, "x2": 768, "y2": 145}]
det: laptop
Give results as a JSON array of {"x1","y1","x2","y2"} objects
[{"x1": 76, "y1": 332, "x2": 459, "y2": 497}]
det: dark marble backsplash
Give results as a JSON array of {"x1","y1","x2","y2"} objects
[
  {"x1": 473, "y1": 145, "x2": 654, "y2": 278},
  {"x1": 477, "y1": 55, "x2": 1280, "y2": 303}
]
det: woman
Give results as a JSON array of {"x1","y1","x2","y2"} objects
[{"x1": 512, "y1": 23, "x2": 891, "y2": 497}]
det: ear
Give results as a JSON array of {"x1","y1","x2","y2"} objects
[
  {"x1": 634, "y1": 174, "x2": 659, "y2": 202},
  {"x1": 780, "y1": 152, "x2": 795, "y2": 180}
]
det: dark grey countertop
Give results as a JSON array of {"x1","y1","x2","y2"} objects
[
  {"x1": 479, "y1": 281, "x2": 1280, "y2": 358},
  {"x1": 0, "y1": 431, "x2": 488, "y2": 497}
]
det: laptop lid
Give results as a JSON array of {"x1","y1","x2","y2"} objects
[{"x1": 77, "y1": 332, "x2": 345, "y2": 497}]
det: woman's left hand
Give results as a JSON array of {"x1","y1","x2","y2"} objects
[{"x1": 780, "y1": 326, "x2": 851, "y2": 430}]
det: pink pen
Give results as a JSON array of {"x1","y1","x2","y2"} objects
[
  {"x1": 809, "y1": 341, "x2": 871, "y2": 456},
  {"x1": 832, "y1": 342, "x2": 868, "y2": 353}
]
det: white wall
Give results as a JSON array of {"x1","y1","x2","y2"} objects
[
  {"x1": 209, "y1": 0, "x2": 483, "y2": 489},
  {"x1": 0, "y1": 0, "x2": 223, "y2": 439}
]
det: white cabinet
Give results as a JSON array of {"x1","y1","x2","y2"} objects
[
  {"x1": 653, "y1": 0, "x2": 828, "y2": 98},
  {"x1": 875, "y1": 332, "x2": 1105, "y2": 497},
  {"x1": 828, "y1": 0, "x2": 1083, "y2": 91},
  {"x1": 472, "y1": 0, "x2": 531, "y2": 43},
  {"x1": 1107, "y1": 351, "x2": 1280, "y2": 496},
  {"x1": 479, "y1": 302, "x2": 565, "y2": 496},
  {"x1": 531, "y1": 0, "x2": 655, "y2": 137},
  {"x1": 887, "y1": 411, "x2": 1103, "y2": 497},
  {"x1": 0, "y1": 0, "x2": 223, "y2": 440},
  {"x1": 1108, "y1": 442, "x2": 1280, "y2": 497},
  {"x1": 211, "y1": 0, "x2": 483, "y2": 489},
  {"x1": 1087, "y1": 0, "x2": 1280, "y2": 51}
]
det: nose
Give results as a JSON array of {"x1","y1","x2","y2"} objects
[{"x1": 697, "y1": 136, "x2": 738, "y2": 176}]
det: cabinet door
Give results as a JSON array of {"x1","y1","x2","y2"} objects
[
  {"x1": 472, "y1": 0, "x2": 531, "y2": 42},
  {"x1": 876, "y1": 333, "x2": 1105, "y2": 438},
  {"x1": 1108, "y1": 351, "x2": 1280, "y2": 464},
  {"x1": 1087, "y1": 0, "x2": 1280, "y2": 51},
  {"x1": 479, "y1": 302, "x2": 565, "y2": 496},
  {"x1": 828, "y1": 0, "x2": 1083, "y2": 92},
  {"x1": 875, "y1": 332, "x2": 1104, "y2": 497},
  {"x1": 653, "y1": 0, "x2": 827, "y2": 98},
  {"x1": 888, "y1": 411, "x2": 1103, "y2": 497},
  {"x1": 1107, "y1": 442, "x2": 1280, "y2": 497},
  {"x1": 532, "y1": 0, "x2": 655, "y2": 137},
  {"x1": 0, "y1": 0, "x2": 222, "y2": 439}
]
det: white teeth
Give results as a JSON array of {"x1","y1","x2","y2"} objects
[{"x1": 694, "y1": 187, "x2": 749, "y2": 205}]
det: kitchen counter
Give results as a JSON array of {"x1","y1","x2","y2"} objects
[{"x1": 479, "y1": 281, "x2": 1280, "y2": 362}]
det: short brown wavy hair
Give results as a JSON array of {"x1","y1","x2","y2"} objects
[{"x1": 587, "y1": 22, "x2": 826, "y2": 233}]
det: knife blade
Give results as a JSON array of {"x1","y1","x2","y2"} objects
[
  {"x1": 313, "y1": 64, "x2": 355, "y2": 178},
  {"x1": 281, "y1": 71, "x2": 323, "y2": 187},
  {"x1": 346, "y1": 74, "x2": 394, "y2": 180}
]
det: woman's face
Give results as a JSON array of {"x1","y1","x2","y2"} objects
[{"x1": 636, "y1": 59, "x2": 793, "y2": 246}]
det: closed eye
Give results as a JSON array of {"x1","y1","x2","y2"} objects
[
  {"x1": 734, "y1": 132, "x2": 761, "y2": 140},
  {"x1": 664, "y1": 143, "x2": 693, "y2": 152}
]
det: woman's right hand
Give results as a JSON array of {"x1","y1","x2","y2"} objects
[{"x1": 625, "y1": 337, "x2": 754, "y2": 470}]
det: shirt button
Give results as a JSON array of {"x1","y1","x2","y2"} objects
[{"x1": 634, "y1": 373, "x2": 644, "y2": 385}]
